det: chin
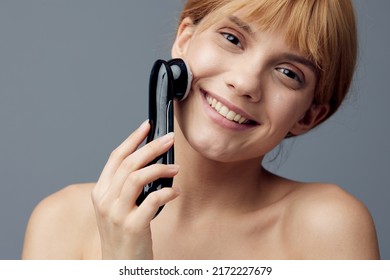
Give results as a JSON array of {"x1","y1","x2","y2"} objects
[{"x1": 179, "y1": 125, "x2": 255, "y2": 163}]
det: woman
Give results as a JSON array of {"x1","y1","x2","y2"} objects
[{"x1": 22, "y1": 0, "x2": 380, "y2": 259}]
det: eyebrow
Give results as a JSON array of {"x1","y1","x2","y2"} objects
[
  {"x1": 228, "y1": 15, "x2": 254, "y2": 34},
  {"x1": 281, "y1": 53, "x2": 317, "y2": 74}
]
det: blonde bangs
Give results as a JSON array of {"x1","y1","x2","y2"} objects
[{"x1": 195, "y1": 0, "x2": 324, "y2": 65}]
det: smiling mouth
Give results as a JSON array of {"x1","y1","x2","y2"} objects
[{"x1": 205, "y1": 94, "x2": 257, "y2": 125}]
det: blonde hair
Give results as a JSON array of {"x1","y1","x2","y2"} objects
[{"x1": 179, "y1": 0, "x2": 357, "y2": 124}]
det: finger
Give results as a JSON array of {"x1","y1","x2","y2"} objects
[
  {"x1": 94, "y1": 120, "x2": 150, "y2": 195},
  {"x1": 105, "y1": 132, "x2": 175, "y2": 199},
  {"x1": 116, "y1": 163, "x2": 179, "y2": 210},
  {"x1": 127, "y1": 132, "x2": 175, "y2": 172},
  {"x1": 133, "y1": 187, "x2": 181, "y2": 225}
]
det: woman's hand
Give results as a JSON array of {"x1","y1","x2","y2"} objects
[{"x1": 91, "y1": 120, "x2": 180, "y2": 259}]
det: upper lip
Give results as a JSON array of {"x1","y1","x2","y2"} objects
[{"x1": 201, "y1": 88, "x2": 259, "y2": 124}]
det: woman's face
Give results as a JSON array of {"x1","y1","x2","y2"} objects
[{"x1": 172, "y1": 13, "x2": 327, "y2": 163}]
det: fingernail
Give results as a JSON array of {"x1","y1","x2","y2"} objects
[
  {"x1": 172, "y1": 187, "x2": 181, "y2": 194},
  {"x1": 158, "y1": 132, "x2": 174, "y2": 145},
  {"x1": 140, "y1": 119, "x2": 149, "y2": 128},
  {"x1": 169, "y1": 164, "x2": 180, "y2": 172}
]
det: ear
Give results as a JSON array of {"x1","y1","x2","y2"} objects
[
  {"x1": 289, "y1": 104, "x2": 330, "y2": 136},
  {"x1": 171, "y1": 17, "x2": 196, "y2": 58}
]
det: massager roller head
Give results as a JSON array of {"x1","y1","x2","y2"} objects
[{"x1": 168, "y1": 58, "x2": 192, "y2": 101}]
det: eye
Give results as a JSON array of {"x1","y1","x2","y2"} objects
[
  {"x1": 276, "y1": 67, "x2": 302, "y2": 83},
  {"x1": 221, "y1": 32, "x2": 242, "y2": 47}
]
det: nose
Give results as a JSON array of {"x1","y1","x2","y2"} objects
[{"x1": 224, "y1": 59, "x2": 263, "y2": 102}]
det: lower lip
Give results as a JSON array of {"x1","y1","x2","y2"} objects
[{"x1": 200, "y1": 91, "x2": 258, "y2": 131}]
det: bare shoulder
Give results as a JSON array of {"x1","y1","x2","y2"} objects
[
  {"x1": 22, "y1": 183, "x2": 97, "y2": 259},
  {"x1": 283, "y1": 183, "x2": 379, "y2": 259}
]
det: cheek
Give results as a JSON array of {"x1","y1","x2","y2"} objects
[
  {"x1": 266, "y1": 94, "x2": 309, "y2": 129},
  {"x1": 185, "y1": 39, "x2": 224, "y2": 78}
]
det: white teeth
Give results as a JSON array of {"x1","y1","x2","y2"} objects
[
  {"x1": 218, "y1": 105, "x2": 229, "y2": 117},
  {"x1": 206, "y1": 94, "x2": 250, "y2": 124},
  {"x1": 215, "y1": 102, "x2": 222, "y2": 112},
  {"x1": 226, "y1": 111, "x2": 236, "y2": 121}
]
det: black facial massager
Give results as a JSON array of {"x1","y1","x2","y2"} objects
[{"x1": 135, "y1": 58, "x2": 192, "y2": 216}]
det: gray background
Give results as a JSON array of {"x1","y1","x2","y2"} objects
[{"x1": 0, "y1": 0, "x2": 389, "y2": 260}]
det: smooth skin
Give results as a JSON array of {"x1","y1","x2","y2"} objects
[{"x1": 22, "y1": 13, "x2": 379, "y2": 260}]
